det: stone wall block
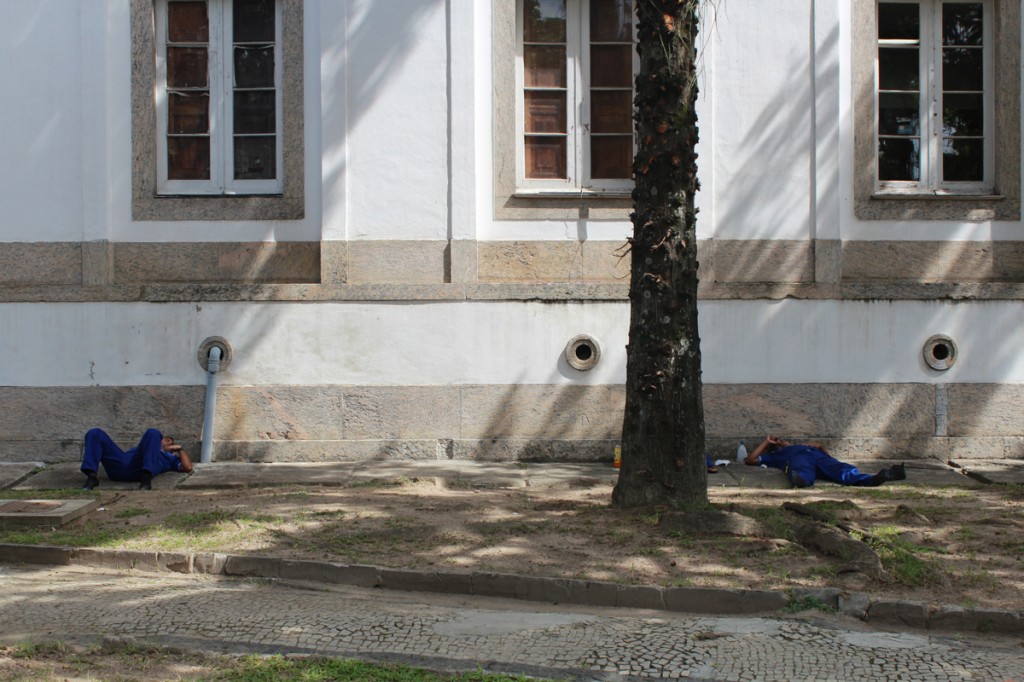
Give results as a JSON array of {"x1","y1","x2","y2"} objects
[
  {"x1": 279, "y1": 559, "x2": 379, "y2": 586},
  {"x1": 460, "y1": 385, "x2": 620, "y2": 440},
  {"x1": 344, "y1": 386, "x2": 460, "y2": 440},
  {"x1": 948, "y1": 384, "x2": 1024, "y2": 437},
  {"x1": 835, "y1": 384, "x2": 935, "y2": 437},
  {"x1": 477, "y1": 241, "x2": 583, "y2": 282},
  {"x1": 704, "y1": 385, "x2": 824, "y2": 437},
  {"x1": 320, "y1": 241, "x2": 348, "y2": 285},
  {"x1": 580, "y1": 241, "x2": 630, "y2": 282},
  {"x1": 114, "y1": 243, "x2": 319, "y2": 284},
  {"x1": 844, "y1": 242, "x2": 1024, "y2": 282},
  {"x1": 712, "y1": 241, "x2": 813, "y2": 283},
  {"x1": 346, "y1": 241, "x2": 448, "y2": 284},
  {"x1": 454, "y1": 439, "x2": 616, "y2": 462},
  {"x1": 217, "y1": 386, "x2": 345, "y2": 441},
  {"x1": 0, "y1": 243, "x2": 81, "y2": 285}
]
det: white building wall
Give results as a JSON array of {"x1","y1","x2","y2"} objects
[{"x1": 1, "y1": 300, "x2": 1020, "y2": 388}]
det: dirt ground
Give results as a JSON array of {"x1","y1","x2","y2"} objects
[{"x1": 12, "y1": 476, "x2": 1023, "y2": 612}]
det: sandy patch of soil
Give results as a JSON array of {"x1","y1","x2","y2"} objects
[{"x1": 29, "y1": 475, "x2": 1018, "y2": 612}]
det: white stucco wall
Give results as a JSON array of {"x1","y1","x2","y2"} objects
[
  {"x1": 1, "y1": 300, "x2": 1020, "y2": 387},
  {"x1": 2, "y1": 1, "x2": 1021, "y2": 245}
]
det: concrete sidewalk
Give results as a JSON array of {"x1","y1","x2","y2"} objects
[{"x1": 5, "y1": 455, "x2": 1020, "y2": 492}]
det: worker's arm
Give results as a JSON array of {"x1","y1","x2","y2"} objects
[
  {"x1": 745, "y1": 435, "x2": 787, "y2": 465},
  {"x1": 168, "y1": 445, "x2": 193, "y2": 473}
]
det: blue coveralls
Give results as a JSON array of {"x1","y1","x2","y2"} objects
[
  {"x1": 758, "y1": 444, "x2": 878, "y2": 488},
  {"x1": 81, "y1": 427, "x2": 183, "y2": 482}
]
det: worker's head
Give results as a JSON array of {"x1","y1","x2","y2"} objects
[{"x1": 162, "y1": 435, "x2": 175, "y2": 450}]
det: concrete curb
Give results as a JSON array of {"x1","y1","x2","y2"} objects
[{"x1": 3, "y1": 543, "x2": 1021, "y2": 635}]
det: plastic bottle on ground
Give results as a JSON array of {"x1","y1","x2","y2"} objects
[{"x1": 736, "y1": 439, "x2": 747, "y2": 463}]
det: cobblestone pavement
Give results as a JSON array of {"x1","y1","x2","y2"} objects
[{"x1": 0, "y1": 565, "x2": 1021, "y2": 681}]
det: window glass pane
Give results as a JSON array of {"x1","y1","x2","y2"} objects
[
  {"x1": 943, "y1": 138, "x2": 983, "y2": 181},
  {"x1": 524, "y1": 0, "x2": 566, "y2": 42},
  {"x1": 168, "y1": 137, "x2": 210, "y2": 179},
  {"x1": 168, "y1": 1, "x2": 208, "y2": 42},
  {"x1": 943, "y1": 93, "x2": 983, "y2": 136},
  {"x1": 169, "y1": 92, "x2": 209, "y2": 133},
  {"x1": 591, "y1": 45, "x2": 632, "y2": 87},
  {"x1": 167, "y1": 46, "x2": 208, "y2": 88},
  {"x1": 591, "y1": 90, "x2": 632, "y2": 133},
  {"x1": 234, "y1": 91, "x2": 276, "y2": 134},
  {"x1": 591, "y1": 136, "x2": 632, "y2": 179},
  {"x1": 943, "y1": 3, "x2": 983, "y2": 46},
  {"x1": 878, "y1": 137, "x2": 920, "y2": 181},
  {"x1": 524, "y1": 91, "x2": 566, "y2": 133},
  {"x1": 943, "y1": 47, "x2": 982, "y2": 90},
  {"x1": 878, "y1": 47, "x2": 918, "y2": 90},
  {"x1": 234, "y1": 136, "x2": 276, "y2": 179},
  {"x1": 879, "y1": 92, "x2": 919, "y2": 135},
  {"x1": 878, "y1": 3, "x2": 918, "y2": 40},
  {"x1": 233, "y1": 0, "x2": 275, "y2": 42},
  {"x1": 524, "y1": 46, "x2": 566, "y2": 88},
  {"x1": 525, "y1": 136, "x2": 567, "y2": 178},
  {"x1": 590, "y1": 0, "x2": 633, "y2": 41},
  {"x1": 234, "y1": 45, "x2": 275, "y2": 87}
]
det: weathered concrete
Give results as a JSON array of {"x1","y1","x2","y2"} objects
[{"x1": 0, "y1": 498, "x2": 98, "y2": 528}]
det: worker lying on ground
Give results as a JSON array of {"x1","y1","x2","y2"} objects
[
  {"x1": 744, "y1": 435, "x2": 905, "y2": 488},
  {"x1": 80, "y1": 427, "x2": 192, "y2": 491}
]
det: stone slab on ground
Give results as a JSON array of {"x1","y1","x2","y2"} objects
[
  {"x1": 0, "y1": 462, "x2": 44, "y2": 489},
  {"x1": 177, "y1": 461, "x2": 617, "y2": 490},
  {"x1": 0, "y1": 498, "x2": 99, "y2": 528},
  {"x1": 948, "y1": 459, "x2": 1024, "y2": 485},
  {"x1": 13, "y1": 463, "x2": 186, "y2": 491},
  {"x1": 179, "y1": 462, "x2": 359, "y2": 489}
]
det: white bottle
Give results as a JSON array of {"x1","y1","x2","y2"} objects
[{"x1": 736, "y1": 439, "x2": 747, "y2": 463}]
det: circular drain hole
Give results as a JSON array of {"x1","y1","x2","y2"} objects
[
  {"x1": 923, "y1": 334, "x2": 958, "y2": 371},
  {"x1": 565, "y1": 335, "x2": 601, "y2": 371}
]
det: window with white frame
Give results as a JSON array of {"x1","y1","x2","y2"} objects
[
  {"x1": 155, "y1": 0, "x2": 282, "y2": 195},
  {"x1": 517, "y1": 0, "x2": 635, "y2": 194},
  {"x1": 876, "y1": 0, "x2": 992, "y2": 193}
]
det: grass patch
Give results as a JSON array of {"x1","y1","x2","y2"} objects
[
  {"x1": 860, "y1": 526, "x2": 943, "y2": 587},
  {"x1": 114, "y1": 506, "x2": 150, "y2": 519},
  {"x1": 210, "y1": 655, "x2": 550, "y2": 681},
  {"x1": 0, "y1": 527, "x2": 126, "y2": 547},
  {"x1": 785, "y1": 595, "x2": 837, "y2": 614}
]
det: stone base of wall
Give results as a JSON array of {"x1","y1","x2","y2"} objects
[{"x1": 1, "y1": 383, "x2": 1021, "y2": 464}]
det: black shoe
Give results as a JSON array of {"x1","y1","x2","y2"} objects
[
  {"x1": 888, "y1": 463, "x2": 907, "y2": 481},
  {"x1": 138, "y1": 472, "x2": 152, "y2": 490},
  {"x1": 82, "y1": 474, "x2": 99, "y2": 491}
]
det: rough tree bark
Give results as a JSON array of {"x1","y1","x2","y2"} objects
[{"x1": 612, "y1": 0, "x2": 706, "y2": 508}]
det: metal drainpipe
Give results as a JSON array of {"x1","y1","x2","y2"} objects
[{"x1": 200, "y1": 346, "x2": 222, "y2": 464}]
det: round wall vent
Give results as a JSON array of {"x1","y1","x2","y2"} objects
[
  {"x1": 923, "y1": 334, "x2": 957, "y2": 371},
  {"x1": 565, "y1": 335, "x2": 601, "y2": 371}
]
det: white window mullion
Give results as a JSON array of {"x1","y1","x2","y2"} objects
[
  {"x1": 569, "y1": 0, "x2": 583, "y2": 189},
  {"x1": 924, "y1": 0, "x2": 939, "y2": 189},
  {"x1": 211, "y1": 2, "x2": 227, "y2": 193}
]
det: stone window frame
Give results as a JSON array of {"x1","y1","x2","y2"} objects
[
  {"x1": 493, "y1": 0, "x2": 632, "y2": 220},
  {"x1": 132, "y1": 0, "x2": 304, "y2": 221},
  {"x1": 853, "y1": 0, "x2": 1020, "y2": 221}
]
